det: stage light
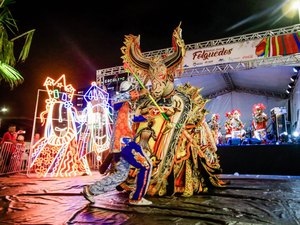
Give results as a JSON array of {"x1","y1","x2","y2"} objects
[
  {"x1": 0, "y1": 106, "x2": 8, "y2": 113},
  {"x1": 292, "y1": 131, "x2": 299, "y2": 137},
  {"x1": 290, "y1": 75, "x2": 298, "y2": 82},
  {"x1": 288, "y1": 82, "x2": 295, "y2": 88},
  {"x1": 293, "y1": 66, "x2": 300, "y2": 73},
  {"x1": 279, "y1": 132, "x2": 289, "y2": 143},
  {"x1": 286, "y1": 88, "x2": 292, "y2": 94}
]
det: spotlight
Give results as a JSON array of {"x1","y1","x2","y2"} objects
[
  {"x1": 288, "y1": 82, "x2": 295, "y2": 88},
  {"x1": 292, "y1": 131, "x2": 299, "y2": 137},
  {"x1": 279, "y1": 132, "x2": 289, "y2": 143},
  {"x1": 286, "y1": 88, "x2": 292, "y2": 94},
  {"x1": 293, "y1": 67, "x2": 300, "y2": 73},
  {"x1": 290, "y1": 75, "x2": 298, "y2": 82}
]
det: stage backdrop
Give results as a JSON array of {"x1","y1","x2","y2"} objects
[{"x1": 204, "y1": 91, "x2": 288, "y2": 135}]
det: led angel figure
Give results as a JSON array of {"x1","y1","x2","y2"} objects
[
  {"x1": 77, "y1": 82, "x2": 113, "y2": 161},
  {"x1": 30, "y1": 75, "x2": 91, "y2": 177}
]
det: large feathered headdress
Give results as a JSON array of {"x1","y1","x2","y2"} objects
[{"x1": 120, "y1": 22, "x2": 186, "y2": 82}]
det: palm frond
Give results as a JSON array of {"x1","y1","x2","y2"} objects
[
  {"x1": 0, "y1": 0, "x2": 34, "y2": 89},
  {"x1": 4, "y1": 40, "x2": 15, "y2": 65},
  {"x1": 0, "y1": 32, "x2": 3, "y2": 57},
  {"x1": 0, "y1": 0, "x2": 16, "y2": 9},
  {"x1": 12, "y1": 29, "x2": 35, "y2": 62},
  {"x1": 0, "y1": 60, "x2": 23, "y2": 89},
  {"x1": 0, "y1": 7, "x2": 18, "y2": 34}
]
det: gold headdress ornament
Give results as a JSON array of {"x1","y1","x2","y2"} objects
[{"x1": 120, "y1": 22, "x2": 186, "y2": 82}]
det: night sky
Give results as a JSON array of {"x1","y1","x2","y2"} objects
[{"x1": 0, "y1": 0, "x2": 298, "y2": 123}]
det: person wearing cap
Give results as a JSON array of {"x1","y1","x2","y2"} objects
[{"x1": 82, "y1": 80, "x2": 153, "y2": 206}]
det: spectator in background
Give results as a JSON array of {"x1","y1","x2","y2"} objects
[
  {"x1": 0, "y1": 124, "x2": 18, "y2": 173},
  {"x1": 1, "y1": 124, "x2": 18, "y2": 145},
  {"x1": 33, "y1": 133, "x2": 40, "y2": 144},
  {"x1": 16, "y1": 134, "x2": 25, "y2": 144}
]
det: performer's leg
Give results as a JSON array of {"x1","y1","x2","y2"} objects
[
  {"x1": 121, "y1": 142, "x2": 152, "y2": 202},
  {"x1": 89, "y1": 157, "x2": 130, "y2": 194},
  {"x1": 82, "y1": 157, "x2": 130, "y2": 203}
]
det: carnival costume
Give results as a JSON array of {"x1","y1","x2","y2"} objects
[
  {"x1": 82, "y1": 81, "x2": 153, "y2": 206},
  {"x1": 231, "y1": 109, "x2": 245, "y2": 139},
  {"x1": 252, "y1": 103, "x2": 268, "y2": 142},
  {"x1": 119, "y1": 23, "x2": 226, "y2": 197},
  {"x1": 209, "y1": 113, "x2": 221, "y2": 145},
  {"x1": 224, "y1": 111, "x2": 233, "y2": 143}
]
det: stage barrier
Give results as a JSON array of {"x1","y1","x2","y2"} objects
[
  {"x1": 1, "y1": 140, "x2": 114, "y2": 177},
  {"x1": 0, "y1": 142, "x2": 28, "y2": 175}
]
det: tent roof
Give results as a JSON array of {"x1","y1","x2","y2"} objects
[{"x1": 176, "y1": 65, "x2": 295, "y2": 100}]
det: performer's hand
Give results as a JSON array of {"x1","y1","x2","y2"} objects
[{"x1": 139, "y1": 89, "x2": 149, "y2": 97}]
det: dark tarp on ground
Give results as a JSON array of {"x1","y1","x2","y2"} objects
[{"x1": 0, "y1": 172, "x2": 300, "y2": 225}]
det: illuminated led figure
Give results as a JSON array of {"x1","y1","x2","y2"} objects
[
  {"x1": 77, "y1": 82, "x2": 113, "y2": 160},
  {"x1": 30, "y1": 75, "x2": 91, "y2": 177}
]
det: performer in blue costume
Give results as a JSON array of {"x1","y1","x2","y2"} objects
[{"x1": 82, "y1": 80, "x2": 153, "y2": 206}]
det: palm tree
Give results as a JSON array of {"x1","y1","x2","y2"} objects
[{"x1": 0, "y1": 0, "x2": 35, "y2": 89}]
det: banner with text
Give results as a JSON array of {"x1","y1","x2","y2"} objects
[{"x1": 183, "y1": 32, "x2": 300, "y2": 68}]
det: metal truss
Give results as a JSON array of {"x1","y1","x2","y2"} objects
[
  {"x1": 204, "y1": 86, "x2": 288, "y2": 100},
  {"x1": 222, "y1": 73, "x2": 235, "y2": 89},
  {"x1": 181, "y1": 53, "x2": 300, "y2": 77},
  {"x1": 96, "y1": 23, "x2": 300, "y2": 80},
  {"x1": 185, "y1": 23, "x2": 300, "y2": 50},
  {"x1": 97, "y1": 53, "x2": 300, "y2": 81}
]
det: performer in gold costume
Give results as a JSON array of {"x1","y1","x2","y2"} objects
[{"x1": 119, "y1": 23, "x2": 227, "y2": 197}]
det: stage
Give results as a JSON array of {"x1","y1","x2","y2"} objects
[
  {"x1": 0, "y1": 170, "x2": 300, "y2": 224},
  {"x1": 217, "y1": 143, "x2": 300, "y2": 176}
]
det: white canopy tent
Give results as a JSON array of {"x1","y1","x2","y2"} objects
[{"x1": 174, "y1": 65, "x2": 293, "y2": 134}]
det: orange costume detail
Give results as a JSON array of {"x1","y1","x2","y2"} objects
[{"x1": 112, "y1": 101, "x2": 134, "y2": 153}]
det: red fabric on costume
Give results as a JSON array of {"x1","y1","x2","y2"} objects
[
  {"x1": 255, "y1": 121, "x2": 267, "y2": 130},
  {"x1": 112, "y1": 101, "x2": 134, "y2": 153}
]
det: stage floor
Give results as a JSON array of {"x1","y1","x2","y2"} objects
[{"x1": 0, "y1": 172, "x2": 300, "y2": 225}]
